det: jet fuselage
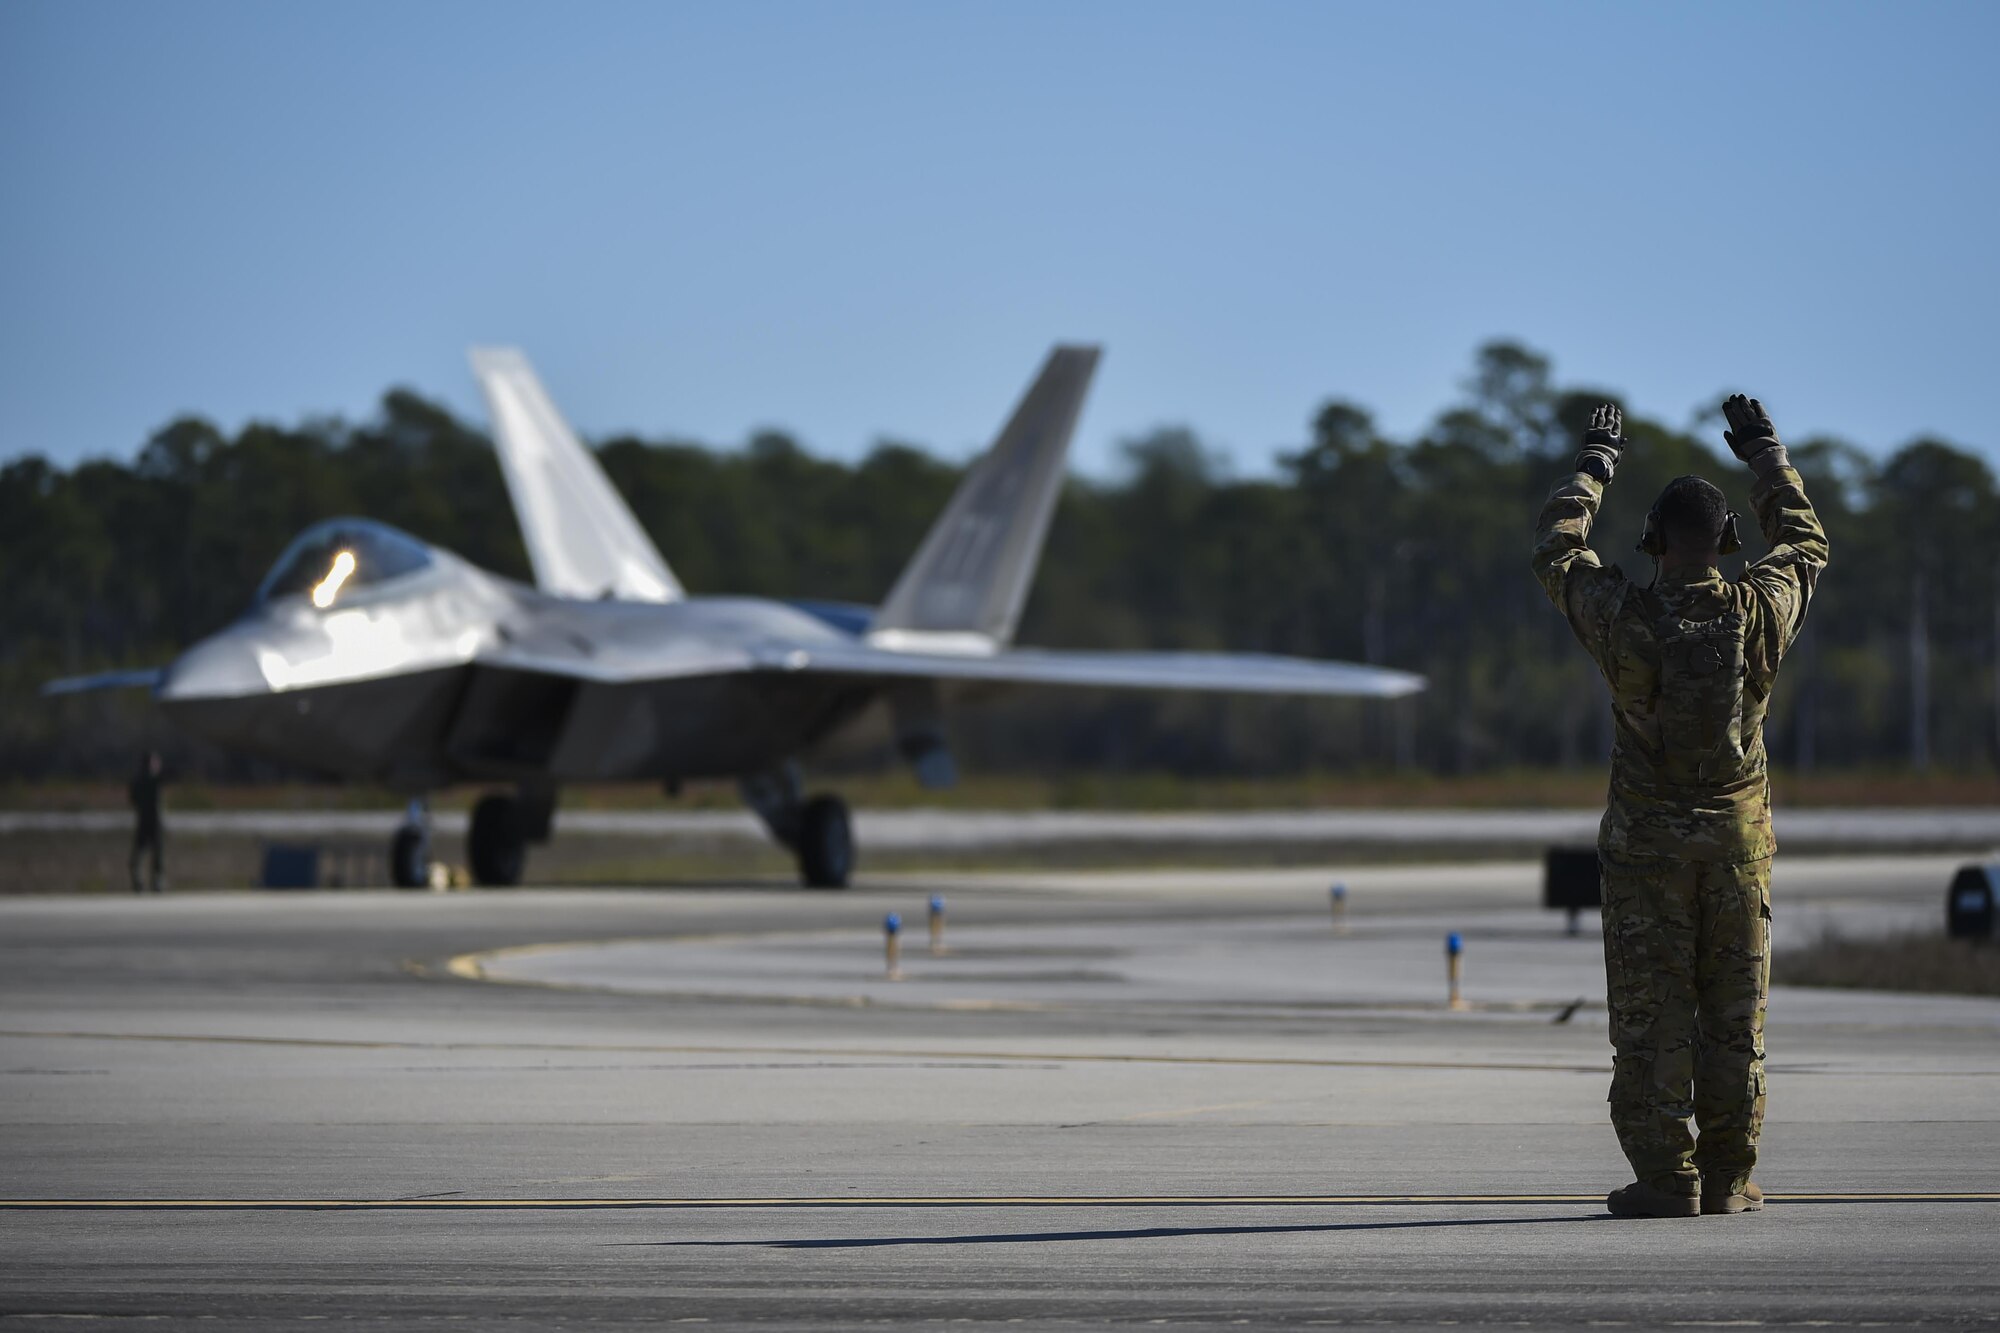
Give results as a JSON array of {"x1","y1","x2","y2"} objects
[{"x1": 159, "y1": 535, "x2": 874, "y2": 792}]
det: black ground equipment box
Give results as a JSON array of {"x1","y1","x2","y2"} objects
[
  {"x1": 1947, "y1": 864, "x2": 1996, "y2": 941},
  {"x1": 1544, "y1": 847, "x2": 1602, "y2": 909},
  {"x1": 1544, "y1": 846, "x2": 1602, "y2": 935},
  {"x1": 260, "y1": 844, "x2": 320, "y2": 890}
]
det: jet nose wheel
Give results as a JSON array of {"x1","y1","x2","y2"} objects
[
  {"x1": 468, "y1": 794, "x2": 527, "y2": 887},
  {"x1": 798, "y1": 794, "x2": 854, "y2": 889}
]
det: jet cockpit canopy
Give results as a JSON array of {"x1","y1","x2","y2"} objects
[{"x1": 256, "y1": 519, "x2": 434, "y2": 609}]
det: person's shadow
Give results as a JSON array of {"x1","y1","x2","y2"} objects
[{"x1": 627, "y1": 1213, "x2": 1606, "y2": 1249}]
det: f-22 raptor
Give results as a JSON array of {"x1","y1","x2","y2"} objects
[{"x1": 49, "y1": 347, "x2": 1424, "y2": 888}]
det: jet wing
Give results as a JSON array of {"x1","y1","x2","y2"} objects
[
  {"x1": 469, "y1": 626, "x2": 1421, "y2": 698},
  {"x1": 746, "y1": 640, "x2": 1425, "y2": 698}
]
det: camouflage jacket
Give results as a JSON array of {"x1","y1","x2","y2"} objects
[{"x1": 1532, "y1": 465, "x2": 1829, "y2": 862}]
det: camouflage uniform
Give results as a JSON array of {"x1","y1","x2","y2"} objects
[{"x1": 1532, "y1": 461, "x2": 1828, "y2": 1198}]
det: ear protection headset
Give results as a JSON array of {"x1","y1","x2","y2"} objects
[{"x1": 1638, "y1": 501, "x2": 1741, "y2": 557}]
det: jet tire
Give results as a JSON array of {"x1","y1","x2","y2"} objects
[
  {"x1": 468, "y1": 794, "x2": 527, "y2": 887},
  {"x1": 798, "y1": 794, "x2": 854, "y2": 889},
  {"x1": 389, "y1": 824, "x2": 429, "y2": 889}
]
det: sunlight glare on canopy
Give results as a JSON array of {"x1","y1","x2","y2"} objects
[{"x1": 312, "y1": 550, "x2": 357, "y2": 608}]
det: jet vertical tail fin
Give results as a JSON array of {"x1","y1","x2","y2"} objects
[
  {"x1": 870, "y1": 345, "x2": 1100, "y2": 651},
  {"x1": 468, "y1": 347, "x2": 683, "y2": 603}
]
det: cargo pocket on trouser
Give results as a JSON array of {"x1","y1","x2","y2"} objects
[{"x1": 1758, "y1": 888, "x2": 1773, "y2": 1009}]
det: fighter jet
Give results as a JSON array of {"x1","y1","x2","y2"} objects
[{"x1": 46, "y1": 346, "x2": 1424, "y2": 888}]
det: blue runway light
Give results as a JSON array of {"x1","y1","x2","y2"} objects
[
  {"x1": 930, "y1": 895, "x2": 944, "y2": 914},
  {"x1": 1328, "y1": 881, "x2": 1351, "y2": 935},
  {"x1": 883, "y1": 911, "x2": 904, "y2": 979},
  {"x1": 1446, "y1": 932, "x2": 1462, "y2": 956}
]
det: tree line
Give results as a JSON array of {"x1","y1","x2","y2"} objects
[{"x1": 4, "y1": 340, "x2": 1996, "y2": 782}]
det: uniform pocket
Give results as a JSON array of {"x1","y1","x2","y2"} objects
[{"x1": 1758, "y1": 877, "x2": 1773, "y2": 961}]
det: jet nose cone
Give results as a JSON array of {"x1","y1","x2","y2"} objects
[{"x1": 158, "y1": 627, "x2": 272, "y2": 701}]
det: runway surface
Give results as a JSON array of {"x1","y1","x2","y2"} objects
[{"x1": 4, "y1": 855, "x2": 1997, "y2": 1328}]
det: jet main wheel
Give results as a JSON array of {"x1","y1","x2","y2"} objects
[
  {"x1": 389, "y1": 825, "x2": 428, "y2": 889},
  {"x1": 468, "y1": 794, "x2": 527, "y2": 887},
  {"x1": 797, "y1": 794, "x2": 854, "y2": 889}
]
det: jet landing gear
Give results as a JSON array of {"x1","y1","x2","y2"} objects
[
  {"x1": 468, "y1": 795, "x2": 526, "y2": 887},
  {"x1": 467, "y1": 786, "x2": 554, "y2": 887},
  {"x1": 741, "y1": 765, "x2": 854, "y2": 889},
  {"x1": 390, "y1": 791, "x2": 548, "y2": 888},
  {"x1": 390, "y1": 797, "x2": 430, "y2": 889},
  {"x1": 798, "y1": 795, "x2": 855, "y2": 889}
]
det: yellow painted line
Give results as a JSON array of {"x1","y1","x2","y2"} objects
[
  {"x1": 443, "y1": 953, "x2": 484, "y2": 981},
  {"x1": 422, "y1": 949, "x2": 975, "y2": 1010},
  {"x1": 1, "y1": 1193, "x2": 1995, "y2": 1211},
  {"x1": 425, "y1": 946, "x2": 1587, "y2": 1018},
  {"x1": 431, "y1": 928, "x2": 867, "y2": 987},
  {"x1": 0, "y1": 1028, "x2": 1611, "y2": 1074}
]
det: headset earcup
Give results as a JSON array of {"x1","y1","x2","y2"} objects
[
  {"x1": 1638, "y1": 509, "x2": 1664, "y2": 557},
  {"x1": 1719, "y1": 512, "x2": 1742, "y2": 556}
]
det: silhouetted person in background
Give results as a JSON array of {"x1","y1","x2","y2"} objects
[{"x1": 128, "y1": 750, "x2": 166, "y2": 893}]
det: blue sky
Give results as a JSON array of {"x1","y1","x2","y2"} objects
[{"x1": 3, "y1": 0, "x2": 1995, "y2": 476}]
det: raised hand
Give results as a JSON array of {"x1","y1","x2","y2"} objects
[
  {"x1": 1575, "y1": 403, "x2": 1624, "y2": 483},
  {"x1": 1721, "y1": 394, "x2": 1788, "y2": 473}
]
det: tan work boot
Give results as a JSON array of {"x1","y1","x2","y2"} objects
[
  {"x1": 1606, "y1": 1181, "x2": 1701, "y2": 1218},
  {"x1": 1701, "y1": 1180, "x2": 1763, "y2": 1215}
]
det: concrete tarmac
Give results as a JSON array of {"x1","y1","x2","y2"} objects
[{"x1": 2, "y1": 856, "x2": 1996, "y2": 1328}]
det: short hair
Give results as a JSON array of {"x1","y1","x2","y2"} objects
[{"x1": 1653, "y1": 475, "x2": 1729, "y2": 551}]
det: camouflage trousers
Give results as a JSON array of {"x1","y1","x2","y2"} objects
[{"x1": 1599, "y1": 850, "x2": 1771, "y2": 1198}]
